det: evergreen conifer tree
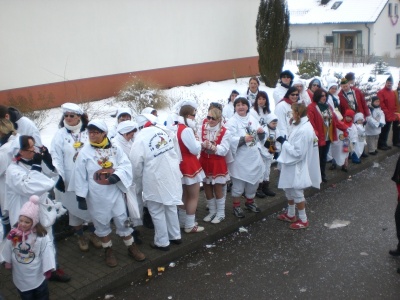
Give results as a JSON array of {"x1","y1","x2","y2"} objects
[{"x1": 256, "y1": 0, "x2": 290, "y2": 87}]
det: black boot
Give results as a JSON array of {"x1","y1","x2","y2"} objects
[
  {"x1": 132, "y1": 229, "x2": 142, "y2": 245},
  {"x1": 262, "y1": 181, "x2": 276, "y2": 197},
  {"x1": 255, "y1": 183, "x2": 266, "y2": 198},
  {"x1": 142, "y1": 207, "x2": 154, "y2": 229}
]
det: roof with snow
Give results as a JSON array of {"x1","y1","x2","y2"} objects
[{"x1": 287, "y1": 0, "x2": 388, "y2": 25}]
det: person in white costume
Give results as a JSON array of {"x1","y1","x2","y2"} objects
[
  {"x1": 249, "y1": 91, "x2": 274, "y2": 198},
  {"x1": 50, "y1": 103, "x2": 101, "y2": 252},
  {"x1": 276, "y1": 102, "x2": 321, "y2": 230},
  {"x1": 258, "y1": 113, "x2": 279, "y2": 197},
  {"x1": 111, "y1": 120, "x2": 143, "y2": 242},
  {"x1": 176, "y1": 101, "x2": 206, "y2": 233},
  {"x1": 292, "y1": 78, "x2": 312, "y2": 107},
  {"x1": 274, "y1": 87, "x2": 300, "y2": 139},
  {"x1": 0, "y1": 105, "x2": 43, "y2": 147},
  {"x1": 273, "y1": 70, "x2": 294, "y2": 106},
  {"x1": 107, "y1": 107, "x2": 133, "y2": 139},
  {"x1": 5, "y1": 135, "x2": 71, "y2": 282},
  {"x1": 353, "y1": 112, "x2": 367, "y2": 163},
  {"x1": 1, "y1": 195, "x2": 56, "y2": 299},
  {"x1": 73, "y1": 119, "x2": 145, "y2": 267},
  {"x1": 246, "y1": 77, "x2": 260, "y2": 106},
  {"x1": 130, "y1": 114, "x2": 183, "y2": 251},
  {"x1": 222, "y1": 90, "x2": 239, "y2": 121},
  {"x1": 0, "y1": 119, "x2": 18, "y2": 239},
  {"x1": 365, "y1": 96, "x2": 385, "y2": 155},
  {"x1": 226, "y1": 97, "x2": 265, "y2": 218}
]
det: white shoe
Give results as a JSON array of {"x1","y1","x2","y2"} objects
[
  {"x1": 203, "y1": 213, "x2": 216, "y2": 222},
  {"x1": 211, "y1": 215, "x2": 225, "y2": 224},
  {"x1": 180, "y1": 222, "x2": 197, "y2": 229},
  {"x1": 184, "y1": 225, "x2": 204, "y2": 233}
]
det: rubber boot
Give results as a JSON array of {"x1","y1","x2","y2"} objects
[
  {"x1": 256, "y1": 182, "x2": 266, "y2": 198},
  {"x1": 262, "y1": 181, "x2": 276, "y2": 197}
]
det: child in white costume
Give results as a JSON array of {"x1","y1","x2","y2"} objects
[
  {"x1": 1, "y1": 195, "x2": 56, "y2": 299},
  {"x1": 353, "y1": 112, "x2": 367, "y2": 162},
  {"x1": 365, "y1": 96, "x2": 385, "y2": 155}
]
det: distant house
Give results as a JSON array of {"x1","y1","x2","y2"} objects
[{"x1": 287, "y1": 0, "x2": 400, "y2": 64}]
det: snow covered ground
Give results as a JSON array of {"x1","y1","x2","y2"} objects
[{"x1": 39, "y1": 61, "x2": 399, "y2": 149}]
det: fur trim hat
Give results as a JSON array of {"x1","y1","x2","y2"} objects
[
  {"x1": 354, "y1": 112, "x2": 365, "y2": 123},
  {"x1": 61, "y1": 103, "x2": 83, "y2": 115},
  {"x1": 19, "y1": 195, "x2": 40, "y2": 227}
]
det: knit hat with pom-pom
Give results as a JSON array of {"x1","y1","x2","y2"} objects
[{"x1": 19, "y1": 195, "x2": 40, "y2": 227}]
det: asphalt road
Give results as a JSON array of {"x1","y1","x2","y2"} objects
[{"x1": 110, "y1": 154, "x2": 400, "y2": 300}]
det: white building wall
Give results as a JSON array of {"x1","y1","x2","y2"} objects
[
  {"x1": 371, "y1": 1, "x2": 400, "y2": 57},
  {"x1": 0, "y1": 0, "x2": 259, "y2": 90}
]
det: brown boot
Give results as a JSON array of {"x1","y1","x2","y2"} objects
[
  {"x1": 128, "y1": 243, "x2": 146, "y2": 262},
  {"x1": 88, "y1": 233, "x2": 102, "y2": 249},
  {"x1": 78, "y1": 235, "x2": 89, "y2": 252},
  {"x1": 104, "y1": 247, "x2": 118, "y2": 267},
  {"x1": 262, "y1": 181, "x2": 276, "y2": 197}
]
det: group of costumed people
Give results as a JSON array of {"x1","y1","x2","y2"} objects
[{"x1": 0, "y1": 69, "x2": 396, "y2": 298}]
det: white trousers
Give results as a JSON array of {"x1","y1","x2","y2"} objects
[
  {"x1": 147, "y1": 201, "x2": 181, "y2": 247},
  {"x1": 231, "y1": 177, "x2": 258, "y2": 199}
]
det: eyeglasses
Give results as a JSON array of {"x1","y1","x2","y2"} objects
[
  {"x1": 64, "y1": 114, "x2": 77, "y2": 118},
  {"x1": 88, "y1": 131, "x2": 102, "y2": 135},
  {"x1": 290, "y1": 94, "x2": 299, "y2": 96},
  {"x1": 207, "y1": 116, "x2": 217, "y2": 121}
]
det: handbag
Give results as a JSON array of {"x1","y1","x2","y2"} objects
[{"x1": 39, "y1": 194, "x2": 57, "y2": 228}]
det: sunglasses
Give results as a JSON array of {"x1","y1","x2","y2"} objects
[
  {"x1": 64, "y1": 114, "x2": 77, "y2": 118},
  {"x1": 206, "y1": 116, "x2": 217, "y2": 121},
  {"x1": 290, "y1": 93, "x2": 299, "y2": 96},
  {"x1": 282, "y1": 75, "x2": 291, "y2": 79}
]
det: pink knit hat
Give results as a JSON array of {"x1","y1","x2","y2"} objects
[{"x1": 19, "y1": 195, "x2": 40, "y2": 227}]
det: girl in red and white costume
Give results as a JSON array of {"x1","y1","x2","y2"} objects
[
  {"x1": 177, "y1": 102, "x2": 205, "y2": 233},
  {"x1": 199, "y1": 107, "x2": 230, "y2": 224}
]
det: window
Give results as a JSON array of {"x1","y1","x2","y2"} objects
[
  {"x1": 396, "y1": 34, "x2": 400, "y2": 47},
  {"x1": 331, "y1": 1, "x2": 343, "y2": 10},
  {"x1": 325, "y1": 35, "x2": 334, "y2": 44},
  {"x1": 389, "y1": 3, "x2": 393, "y2": 17},
  {"x1": 395, "y1": 4, "x2": 399, "y2": 17}
]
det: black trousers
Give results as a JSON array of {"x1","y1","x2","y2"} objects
[
  {"x1": 378, "y1": 121, "x2": 400, "y2": 147},
  {"x1": 395, "y1": 201, "x2": 400, "y2": 250},
  {"x1": 18, "y1": 279, "x2": 49, "y2": 300},
  {"x1": 319, "y1": 141, "x2": 331, "y2": 181}
]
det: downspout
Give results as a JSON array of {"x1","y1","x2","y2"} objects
[{"x1": 364, "y1": 23, "x2": 370, "y2": 56}]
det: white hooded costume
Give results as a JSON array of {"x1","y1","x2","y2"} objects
[
  {"x1": 129, "y1": 114, "x2": 182, "y2": 247},
  {"x1": 277, "y1": 116, "x2": 321, "y2": 190}
]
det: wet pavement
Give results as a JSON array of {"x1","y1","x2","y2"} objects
[{"x1": 0, "y1": 147, "x2": 399, "y2": 300}]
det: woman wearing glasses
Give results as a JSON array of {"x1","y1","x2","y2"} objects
[
  {"x1": 307, "y1": 88, "x2": 348, "y2": 183},
  {"x1": 199, "y1": 107, "x2": 230, "y2": 224},
  {"x1": 50, "y1": 103, "x2": 102, "y2": 252},
  {"x1": 307, "y1": 78, "x2": 322, "y2": 100},
  {"x1": 176, "y1": 102, "x2": 205, "y2": 233},
  {"x1": 274, "y1": 87, "x2": 300, "y2": 140},
  {"x1": 273, "y1": 70, "x2": 294, "y2": 106}
]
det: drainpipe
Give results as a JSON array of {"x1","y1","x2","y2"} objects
[{"x1": 364, "y1": 23, "x2": 370, "y2": 56}]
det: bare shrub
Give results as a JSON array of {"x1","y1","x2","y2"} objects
[
  {"x1": 116, "y1": 76, "x2": 169, "y2": 115},
  {"x1": 7, "y1": 92, "x2": 54, "y2": 131}
]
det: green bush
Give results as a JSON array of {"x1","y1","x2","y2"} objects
[
  {"x1": 116, "y1": 76, "x2": 169, "y2": 115},
  {"x1": 297, "y1": 60, "x2": 322, "y2": 79}
]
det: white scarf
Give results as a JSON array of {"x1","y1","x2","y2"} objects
[{"x1": 64, "y1": 120, "x2": 82, "y2": 133}]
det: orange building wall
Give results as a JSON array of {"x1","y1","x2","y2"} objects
[{"x1": 0, "y1": 56, "x2": 259, "y2": 111}]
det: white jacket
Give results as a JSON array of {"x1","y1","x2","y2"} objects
[
  {"x1": 129, "y1": 125, "x2": 183, "y2": 205},
  {"x1": 226, "y1": 113, "x2": 264, "y2": 184},
  {"x1": 222, "y1": 102, "x2": 235, "y2": 121},
  {"x1": 16, "y1": 116, "x2": 43, "y2": 147},
  {"x1": 73, "y1": 141, "x2": 132, "y2": 225},
  {"x1": 273, "y1": 84, "x2": 288, "y2": 106},
  {"x1": 274, "y1": 100, "x2": 293, "y2": 138},
  {"x1": 0, "y1": 134, "x2": 18, "y2": 209},
  {"x1": 365, "y1": 106, "x2": 385, "y2": 136},
  {"x1": 277, "y1": 117, "x2": 321, "y2": 190},
  {"x1": 50, "y1": 127, "x2": 91, "y2": 222}
]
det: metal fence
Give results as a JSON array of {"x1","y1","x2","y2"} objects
[{"x1": 284, "y1": 46, "x2": 374, "y2": 66}]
